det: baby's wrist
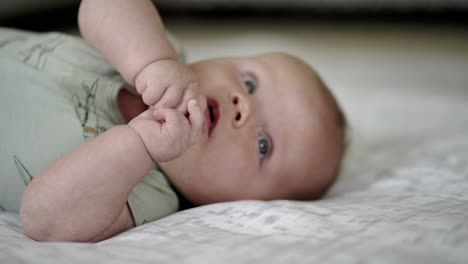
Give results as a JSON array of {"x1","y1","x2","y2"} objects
[
  {"x1": 123, "y1": 124, "x2": 155, "y2": 164},
  {"x1": 133, "y1": 58, "x2": 178, "y2": 87}
]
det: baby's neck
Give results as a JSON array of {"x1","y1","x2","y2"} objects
[{"x1": 117, "y1": 88, "x2": 147, "y2": 123}]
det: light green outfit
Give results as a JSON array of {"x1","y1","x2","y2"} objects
[{"x1": 0, "y1": 28, "x2": 179, "y2": 226}]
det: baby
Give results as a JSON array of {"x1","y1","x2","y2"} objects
[{"x1": 0, "y1": 0, "x2": 346, "y2": 242}]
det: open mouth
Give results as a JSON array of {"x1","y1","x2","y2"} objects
[{"x1": 207, "y1": 98, "x2": 219, "y2": 136}]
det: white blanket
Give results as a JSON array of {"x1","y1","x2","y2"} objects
[
  {"x1": 1, "y1": 20, "x2": 468, "y2": 263},
  {"x1": 2, "y1": 134, "x2": 468, "y2": 263}
]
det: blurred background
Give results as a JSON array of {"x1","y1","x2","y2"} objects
[
  {"x1": 1, "y1": 0, "x2": 467, "y2": 193},
  {"x1": 1, "y1": 0, "x2": 467, "y2": 28}
]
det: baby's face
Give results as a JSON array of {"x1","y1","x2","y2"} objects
[{"x1": 159, "y1": 52, "x2": 343, "y2": 205}]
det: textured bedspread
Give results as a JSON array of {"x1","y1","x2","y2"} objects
[
  {"x1": 1, "y1": 133, "x2": 468, "y2": 263},
  {"x1": 1, "y1": 19, "x2": 468, "y2": 263}
]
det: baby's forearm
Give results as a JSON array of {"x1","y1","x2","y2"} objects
[
  {"x1": 78, "y1": 0, "x2": 177, "y2": 85},
  {"x1": 20, "y1": 125, "x2": 153, "y2": 242}
]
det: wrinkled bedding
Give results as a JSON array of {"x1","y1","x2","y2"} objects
[
  {"x1": 2, "y1": 132, "x2": 468, "y2": 263},
  {"x1": 1, "y1": 20, "x2": 468, "y2": 263}
]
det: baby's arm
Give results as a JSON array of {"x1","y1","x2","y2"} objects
[
  {"x1": 78, "y1": 0, "x2": 176, "y2": 85},
  {"x1": 21, "y1": 125, "x2": 151, "y2": 242},
  {"x1": 79, "y1": 0, "x2": 201, "y2": 112},
  {"x1": 21, "y1": 101, "x2": 204, "y2": 242}
]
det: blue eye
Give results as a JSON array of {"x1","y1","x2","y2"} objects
[
  {"x1": 243, "y1": 74, "x2": 257, "y2": 94},
  {"x1": 258, "y1": 133, "x2": 271, "y2": 159}
]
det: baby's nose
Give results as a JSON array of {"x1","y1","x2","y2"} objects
[{"x1": 231, "y1": 92, "x2": 251, "y2": 128}]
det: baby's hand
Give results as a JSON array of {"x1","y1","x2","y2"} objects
[
  {"x1": 134, "y1": 59, "x2": 204, "y2": 114},
  {"x1": 128, "y1": 99, "x2": 204, "y2": 162}
]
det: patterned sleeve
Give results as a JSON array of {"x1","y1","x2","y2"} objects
[{"x1": 127, "y1": 167, "x2": 179, "y2": 226}]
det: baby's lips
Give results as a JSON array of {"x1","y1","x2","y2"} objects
[{"x1": 204, "y1": 105, "x2": 211, "y2": 136}]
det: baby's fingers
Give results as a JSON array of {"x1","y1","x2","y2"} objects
[
  {"x1": 187, "y1": 99, "x2": 205, "y2": 143},
  {"x1": 133, "y1": 108, "x2": 154, "y2": 120},
  {"x1": 136, "y1": 77, "x2": 166, "y2": 106},
  {"x1": 176, "y1": 82, "x2": 204, "y2": 114},
  {"x1": 153, "y1": 84, "x2": 184, "y2": 110}
]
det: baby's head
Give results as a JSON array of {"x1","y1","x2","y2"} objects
[{"x1": 159, "y1": 52, "x2": 346, "y2": 205}]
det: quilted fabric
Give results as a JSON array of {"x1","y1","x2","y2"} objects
[{"x1": 1, "y1": 133, "x2": 468, "y2": 263}]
